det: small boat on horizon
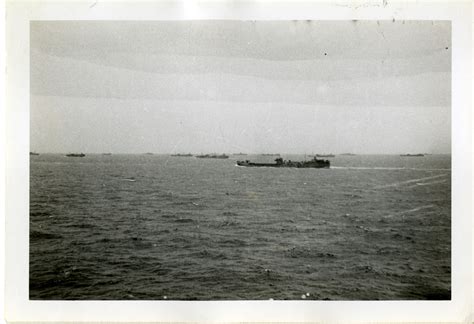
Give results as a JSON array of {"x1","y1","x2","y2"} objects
[
  {"x1": 196, "y1": 154, "x2": 229, "y2": 159},
  {"x1": 66, "y1": 153, "x2": 85, "y2": 157},
  {"x1": 171, "y1": 153, "x2": 193, "y2": 157},
  {"x1": 400, "y1": 154, "x2": 424, "y2": 157},
  {"x1": 316, "y1": 154, "x2": 335, "y2": 158},
  {"x1": 30, "y1": 152, "x2": 40, "y2": 156},
  {"x1": 102, "y1": 153, "x2": 112, "y2": 155}
]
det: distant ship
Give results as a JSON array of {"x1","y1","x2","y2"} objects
[
  {"x1": 144, "y1": 153, "x2": 154, "y2": 155},
  {"x1": 30, "y1": 152, "x2": 39, "y2": 156},
  {"x1": 196, "y1": 154, "x2": 229, "y2": 159},
  {"x1": 400, "y1": 154, "x2": 424, "y2": 157},
  {"x1": 171, "y1": 153, "x2": 193, "y2": 157},
  {"x1": 232, "y1": 153, "x2": 248, "y2": 156},
  {"x1": 316, "y1": 154, "x2": 335, "y2": 158},
  {"x1": 237, "y1": 157, "x2": 330, "y2": 169},
  {"x1": 261, "y1": 153, "x2": 280, "y2": 156},
  {"x1": 340, "y1": 153, "x2": 356, "y2": 156},
  {"x1": 102, "y1": 153, "x2": 112, "y2": 156},
  {"x1": 66, "y1": 153, "x2": 85, "y2": 157}
]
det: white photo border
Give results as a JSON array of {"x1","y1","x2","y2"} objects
[{"x1": 5, "y1": 1, "x2": 472, "y2": 323}]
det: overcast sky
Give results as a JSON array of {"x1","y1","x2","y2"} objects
[{"x1": 30, "y1": 20, "x2": 451, "y2": 154}]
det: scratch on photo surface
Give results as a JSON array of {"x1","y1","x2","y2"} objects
[
  {"x1": 375, "y1": 174, "x2": 448, "y2": 189},
  {"x1": 383, "y1": 204, "x2": 435, "y2": 218},
  {"x1": 406, "y1": 179, "x2": 447, "y2": 188}
]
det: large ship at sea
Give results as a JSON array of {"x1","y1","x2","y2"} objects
[
  {"x1": 237, "y1": 157, "x2": 330, "y2": 169},
  {"x1": 196, "y1": 154, "x2": 229, "y2": 159}
]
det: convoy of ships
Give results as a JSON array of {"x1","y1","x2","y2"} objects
[{"x1": 30, "y1": 152, "x2": 428, "y2": 169}]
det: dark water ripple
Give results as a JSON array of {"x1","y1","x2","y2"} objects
[{"x1": 30, "y1": 154, "x2": 451, "y2": 300}]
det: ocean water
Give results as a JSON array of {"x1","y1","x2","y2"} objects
[{"x1": 29, "y1": 154, "x2": 451, "y2": 300}]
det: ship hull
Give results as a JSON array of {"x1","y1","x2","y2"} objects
[
  {"x1": 236, "y1": 160, "x2": 329, "y2": 169},
  {"x1": 237, "y1": 163, "x2": 329, "y2": 169}
]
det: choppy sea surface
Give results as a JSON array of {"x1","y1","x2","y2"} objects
[{"x1": 30, "y1": 154, "x2": 451, "y2": 300}]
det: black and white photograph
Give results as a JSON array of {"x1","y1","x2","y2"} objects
[
  {"x1": 28, "y1": 19, "x2": 453, "y2": 301},
  {"x1": 6, "y1": 0, "x2": 474, "y2": 322}
]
